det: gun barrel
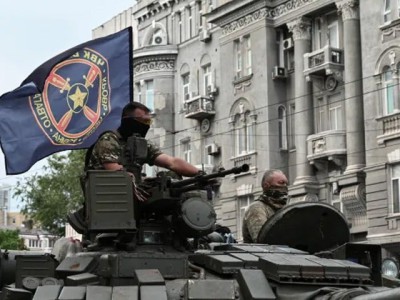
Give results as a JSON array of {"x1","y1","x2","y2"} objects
[{"x1": 170, "y1": 164, "x2": 249, "y2": 189}]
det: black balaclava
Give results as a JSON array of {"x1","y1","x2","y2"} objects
[{"x1": 117, "y1": 117, "x2": 150, "y2": 140}]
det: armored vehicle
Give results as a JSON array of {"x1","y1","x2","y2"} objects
[{"x1": 1, "y1": 159, "x2": 400, "y2": 299}]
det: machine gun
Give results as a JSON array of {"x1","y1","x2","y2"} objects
[{"x1": 142, "y1": 164, "x2": 249, "y2": 210}]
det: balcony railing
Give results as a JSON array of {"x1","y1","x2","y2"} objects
[
  {"x1": 307, "y1": 130, "x2": 346, "y2": 161},
  {"x1": 377, "y1": 111, "x2": 400, "y2": 144},
  {"x1": 304, "y1": 45, "x2": 344, "y2": 79},
  {"x1": 184, "y1": 95, "x2": 215, "y2": 120}
]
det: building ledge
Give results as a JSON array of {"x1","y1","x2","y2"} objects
[
  {"x1": 377, "y1": 111, "x2": 400, "y2": 144},
  {"x1": 380, "y1": 18, "x2": 400, "y2": 43},
  {"x1": 307, "y1": 130, "x2": 346, "y2": 166},
  {"x1": 184, "y1": 96, "x2": 215, "y2": 120},
  {"x1": 304, "y1": 46, "x2": 344, "y2": 81},
  {"x1": 133, "y1": 45, "x2": 178, "y2": 60}
]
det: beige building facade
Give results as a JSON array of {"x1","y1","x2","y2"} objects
[{"x1": 93, "y1": 0, "x2": 400, "y2": 258}]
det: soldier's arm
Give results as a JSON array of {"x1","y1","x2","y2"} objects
[
  {"x1": 154, "y1": 154, "x2": 200, "y2": 177},
  {"x1": 244, "y1": 204, "x2": 269, "y2": 243},
  {"x1": 95, "y1": 134, "x2": 124, "y2": 171}
]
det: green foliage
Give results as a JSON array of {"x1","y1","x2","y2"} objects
[
  {"x1": 0, "y1": 229, "x2": 26, "y2": 250},
  {"x1": 14, "y1": 150, "x2": 86, "y2": 236}
]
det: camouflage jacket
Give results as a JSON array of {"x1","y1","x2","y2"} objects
[
  {"x1": 87, "y1": 131, "x2": 162, "y2": 180},
  {"x1": 242, "y1": 194, "x2": 285, "y2": 243}
]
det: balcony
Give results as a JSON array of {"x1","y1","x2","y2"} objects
[
  {"x1": 304, "y1": 45, "x2": 344, "y2": 81},
  {"x1": 184, "y1": 95, "x2": 215, "y2": 120},
  {"x1": 377, "y1": 111, "x2": 400, "y2": 144},
  {"x1": 307, "y1": 130, "x2": 346, "y2": 166}
]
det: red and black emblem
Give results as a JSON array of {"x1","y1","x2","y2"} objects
[{"x1": 29, "y1": 48, "x2": 111, "y2": 146}]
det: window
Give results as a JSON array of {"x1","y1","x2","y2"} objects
[
  {"x1": 383, "y1": 66, "x2": 396, "y2": 115},
  {"x1": 245, "y1": 37, "x2": 252, "y2": 75},
  {"x1": 29, "y1": 239, "x2": 40, "y2": 248},
  {"x1": 314, "y1": 17, "x2": 323, "y2": 49},
  {"x1": 234, "y1": 40, "x2": 242, "y2": 78},
  {"x1": 316, "y1": 94, "x2": 344, "y2": 131},
  {"x1": 182, "y1": 74, "x2": 190, "y2": 101},
  {"x1": 384, "y1": 0, "x2": 392, "y2": 23},
  {"x1": 276, "y1": 30, "x2": 284, "y2": 67},
  {"x1": 203, "y1": 65, "x2": 212, "y2": 94},
  {"x1": 198, "y1": 1, "x2": 203, "y2": 28},
  {"x1": 312, "y1": 12, "x2": 340, "y2": 50},
  {"x1": 237, "y1": 195, "x2": 254, "y2": 241},
  {"x1": 391, "y1": 164, "x2": 400, "y2": 213},
  {"x1": 278, "y1": 106, "x2": 287, "y2": 150},
  {"x1": 182, "y1": 140, "x2": 191, "y2": 163},
  {"x1": 188, "y1": 6, "x2": 193, "y2": 39},
  {"x1": 328, "y1": 103, "x2": 343, "y2": 130},
  {"x1": 381, "y1": 0, "x2": 400, "y2": 22},
  {"x1": 145, "y1": 80, "x2": 154, "y2": 111},
  {"x1": 178, "y1": 13, "x2": 182, "y2": 43},
  {"x1": 234, "y1": 110, "x2": 255, "y2": 156},
  {"x1": 327, "y1": 13, "x2": 339, "y2": 48},
  {"x1": 135, "y1": 82, "x2": 142, "y2": 103},
  {"x1": 234, "y1": 36, "x2": 252, "y2": 79},
  {"x1": 289, "y1": 103, "x2": 296, "y2": 149},
  {"x1": 398, "y1": 0, "x2": 400, "y2": 17}
]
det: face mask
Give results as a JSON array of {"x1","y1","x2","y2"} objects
[
  {"x1": 118, "y1": 117, "x2": 150, "y2": 139},
  {"x1": 264, "y1": 186, "x2": 288, "y2": 202}
]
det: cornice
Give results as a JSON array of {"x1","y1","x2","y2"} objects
[
  {"x1": 133, "y1": 45, "x2": 178, "y2": 60},
  {"x1": 210, "y1": 0, "x2": 322, "y2": 37},
  {"x1": 134, "y1": 0, "x2": 176, "y2": 24},
  {"x1": 134, "y1": 54, "x2": 177, "y2": 65},
  {"x1": 134, "y1": 60, "x2": 175, "y2": 75}
]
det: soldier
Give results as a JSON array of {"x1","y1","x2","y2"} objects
[
  {"x1": 242, "y1": 169, "x2": 288, "y2": 243},
  {"x1": 87, "y1": 101, "x2": 201, "y2": 201}
]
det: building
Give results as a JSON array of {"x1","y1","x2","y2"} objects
[
  {"x1": 93, "y1": 0, "x2": 400, "y2": 258},
  {"x1": 0, "y1": 184, "x2": 11, "y2": 226}
]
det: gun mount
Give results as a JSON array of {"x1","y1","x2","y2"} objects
[{"x1": 2, "y1": 165, "x2": 400, "y2": 299}]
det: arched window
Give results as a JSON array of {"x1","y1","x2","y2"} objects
[
  {"x1": 383, "y1": 66, "x2": 395, "y2": 115},
  {"x1": 278, "y1": 106, "x2": 287, "y2": 150}
]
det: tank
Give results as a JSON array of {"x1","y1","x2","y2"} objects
[{"x1": 1, "y1": 164, "x2": 400, "y2": 299}]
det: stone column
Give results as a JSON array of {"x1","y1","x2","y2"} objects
[
  {"x1": 287, "y1": 17, "x2": 316, "y2": 186},
  {"x1": 336, "y1": 0, "x2": 365, "y2": 173}
]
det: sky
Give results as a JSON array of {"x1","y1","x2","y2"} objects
[{"x1": 0, "y1": 1, "x2": 134, "y2": 210}]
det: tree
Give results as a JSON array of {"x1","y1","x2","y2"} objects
[
  {"x1": 14, "y1": 150, "x2": 86, "y2": 236},
  {"x1": 0, "y1": 229, "x2": 26, "y2": 250}
]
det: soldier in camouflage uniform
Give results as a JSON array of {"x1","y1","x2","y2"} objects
[
  {"x1": 87, "y1": 102, "x2": 200, "y2": 201},
  {"x1": 242, "y1": 169, "x2": 288, "y2": 243}
]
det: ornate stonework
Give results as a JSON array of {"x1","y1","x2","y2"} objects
[
  {"x1": 220, "y1": 0, "x2": 319, "y2": 36},
  {"x1": 381, "y1": 19, "x2": 400, "y2": 43},
  {"x1": 134, "y1": 60, "x2": 175, "y2": 75},
  {"x1": 287, "y1": 17, "x2": 312, "y2": 40},
  {"x1": 222, "y1": 8, "x2": 269, "y2": 36},
  {"x1": 336, "y1": 0, "x2": 359, "y2": 21}
]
